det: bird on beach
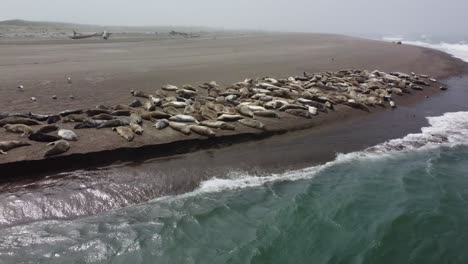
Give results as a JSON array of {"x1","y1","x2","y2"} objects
[
  {"x1": 17, "y1": 85, "x2": 24, "y2": 91},
  {"x1": 31, "y1": 97, "x2": 37, "y2": 102},
  {"x1": 67, "y1": 77, "x2": 72, "y2": 84}
]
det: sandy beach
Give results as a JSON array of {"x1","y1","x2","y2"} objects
[{"x1": 0, "y1": 32, "x2": 467, "y2": 178}]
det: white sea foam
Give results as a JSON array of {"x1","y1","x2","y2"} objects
[
  {"x1": 382, "y1": 37, "x2": 468, "y2": 62},
  {"x1": 188, "y1": 111, "x2": 468, "y2": 195}
]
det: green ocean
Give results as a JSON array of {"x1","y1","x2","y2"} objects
[{"x1": 0, "y1": 112, "x2": 467, "y2": 263}]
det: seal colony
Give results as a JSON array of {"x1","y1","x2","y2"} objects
[{"x1": 0, "y1": 69, "x2": 443, "y2": 158}]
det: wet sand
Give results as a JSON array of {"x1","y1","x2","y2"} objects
[{"x1": 0, "y1": 33, "x2": 467, "y2": 177}]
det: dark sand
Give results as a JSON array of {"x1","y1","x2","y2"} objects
[{"x1": 0, "y1": 33, "x2": 467, "y2": 177}]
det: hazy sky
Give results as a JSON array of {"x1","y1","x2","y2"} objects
[{"x1": 1, "y1": 0, "x2": 466, "y2": 36}]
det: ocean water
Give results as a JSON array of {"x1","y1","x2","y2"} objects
[
  {"x1": 0, "y1": 111, "x2": 467, "y2": 263},
  {"x1": 382, "y1": 36, "x2": 468, "y2": 62}
]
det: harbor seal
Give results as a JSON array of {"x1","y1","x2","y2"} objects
[
  {"x1": 201, "y1": 107, "x2": 218, "y2": 120},
  {"x1": 162, "y1": 101, "x2": 187, "y2": 108},
  {"x1": 130, "y1": 123, "x2": 144, "y2": 135},
  {"x1": 0, "y1": 117, "x2": 41, "y2": 127},
  {"x1": 110, "y1": 110, "x2": 132, "y2": 117},
  {"x1": 153, "y1": 119, "x2": 169, "y2": 129},
  {"x1": 236, "y1": 105, "x2": 254, "y2": 118},
  {"x1": 59, "y1": 109, "x2": 83, "y2": 117},
  {"x1": 163, "y1": 107, "x2": 182, "y2": 116},
  {"x1": 44, "y1": 140, "x2": 70, "y2": 157},
  {"x1": 62, "y1": 114, "x2": 87, "y2": 123},
  {"x1": 130, "y1": 113, "x2": 143, "y2": 125},
  {"x1": 85, "y1": 109, "x2": 111, "y2": 116},
  {"x1": 0, "y1": 141, "x2": 31, "y2": 154},
  {"x1": 161, "y1": 84, "x2": 179, "y2": 91},
  {"x1": 169, "y1": 122, "x2": 191, "y2": 135},
  {"x1": 58, "y1": 129, "x2": 78, "y2": 141},
  {"x1": 97, "y1": 118, "x2": 131, "y2": 129},
  {"x1": 4, "y1": 124, "x2": 34, "y2": 136},
  {"x1": 129, "y1": 99, "x2": 143, "y2": 108},
  {"x1": 140, "y1": 111, "x2": 171, "y2": 121},
  {"x1": 92, "y1": 113, "x2": 115, "y2": 120},
  {"x1": 217, "y1": 114, "x2": 243, "y2": 122},
  {"x1": 253, "y1": 110, "x2": 279, "y2": 118},
  {"x1": 36, "y1": 124, "x2": 59, "y2": 134},
  {"x1": 169, "y1": 115, "x2": 198, "y2": 123},
  {"x1": 200, "y1": 120, "x2": 235, "y2": 130},
  {"x1": 28, "y1": 113, "x2": 51, "y2": 122},
  {"x1": 112, "y1": 127, "x2": 135, "y2": 141},
  {"x1": 28, "y1": 133, "x2": 61, "y2": 143},
  {"x1": 113, "y1": 104, "x2": 134, "y2": 111},
  {"x1": 190, "y1": 125, "x2": 216, "y2": 138},
  {"x1": 74, "y1": 120, "x2": 106, "y2": 129},
  {"x1": 285, "y1": 109, "x2": 311, "y2": 119},
  {"x1": 47, "y1": 115, "x2": 61, "y2": 124},
  {"x1": 238, "y1": 119, "x2": 265, "y2": 130},
  {"x1": 131, "y1": 90, "x2": 150, "y2": 98}
]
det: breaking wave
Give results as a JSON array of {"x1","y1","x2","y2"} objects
[{"x1": 382, "y1": 36, "x2": 468, "y2": 62}]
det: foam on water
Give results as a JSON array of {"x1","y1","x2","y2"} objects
[
  {"x1": 191, "y1": 111, "x2": 468, "y2": 196},
  {"x1": 382, "y1": 36, "x2": 468, "y2": 62}
]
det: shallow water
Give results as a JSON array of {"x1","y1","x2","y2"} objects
[{"x1": 0, "y1": 110, "x2": 468, "y2": 263}]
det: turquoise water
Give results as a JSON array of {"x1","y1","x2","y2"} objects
[{"x1": 1, "y1": 112, "x2": 468, "y2": 263}]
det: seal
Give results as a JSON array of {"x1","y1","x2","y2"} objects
[
  {"x1": 153, "y1": 119, "x2": 169, "y2": 130},
  {"x1": 217, "y1": 114, "x2": 243, "y2": 122},
  {"x1": 85, "y1": 109, "x2": 111, "y2": 116},
  {"x1": 113, "y1": 104, "x2": 134, "y2": 111},
  {"x1": 130, "y1": 113, "x2": 143, "y2": 125},
  {"x1": 163, "y1": 106, "x2": 182, "y2": 116},
  {"x1": 236, "y1": 105, "x2": 254, "y2": 118},
  {"x1": 44, "y1": 140, "x2": 70, "y2": 157},
  {"x1": 285, "y1": 109, "x2": 311, "y2": 118},
  {"x1": 28, "y1": 113, "x2": 51, "y2": 121},
  {"x1": 200, "y1": 107, "x2": 218, "y2": 120},
  {"x1": 74, "y1": 120, "x2": 106, "y2": 129},
  {"x1": 161, "y1": 84, "x2": 179, "y2": 91},
  {"x1": 110, "y1": 110, "x2": 132, "y2": 117},
  {"x1": 169, "y1": 122, "x2": 191, "y2": 135},
  {"x1": 343, "y1": 101, "x2": 370, "y2": 112},
  {"x1": 28, "y1": 133, "x2": 61, "y2": 142},
  {"x1": 112, "y1": 126, "x2": 135, "y2": 141},
  {"x1": 238, "y1": 119, "x2": 265, "y2": 130},
  {"x1": 58, "y1": 129, "x2": 78, "y2": 141},
  {"x1": 190, "y1": 125, "x2": 216, "y2": 138},
  {"x1": 59, "y1": 109, "x2": 83, "y2": 117},
  {"x1": 162, "y1": 101, "x2": 187, "y2": 108},
  {"x1": 169, "y1": 115, "x2": 198, "y2": 123},
  {"x1": 144, "y1": 100, "x2": 156, "y2": 111},
  {"x1": 0, "y1": 141, "x2": 31, "y2": 154},
  {"x1": 140, "y1": 111, "x2": 171, "y2": 121},
  {"x1": 278, "y1": 104, "x2": 307, "y2": 112},
  {"x1": 130, "y1": 90, "x2": 150, "y2": 98},
  {"x1": 47, "y1": 115, "x2": 61, "y2": 124},
  {"x1": 36, "y1": 124, "x2": 59, "y2": 134},
  {"x1": 4, "y1": 124, "x2": 34, "y2": 136},
  {"x1": 92, "y1": 113, "x2": 115, "y2": 120},
  {"x1": 200, "y1": 120, "x2": 235, "y2": 130},
  {"x1": 253, "y1": 110, "x2": 279, "y2": 118},
  {"x1": 130, "y1": 122, "x2": 144, "y2": 135},
  {"x1": 62, "y1": 114, "x2": 87, "y2": 123},
  {"x1": 0, "y1": 117, "x2": 41, "y2": 127},
  {"x1": 97, "y1": 117, "x2": 131, "y2": 129}
]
